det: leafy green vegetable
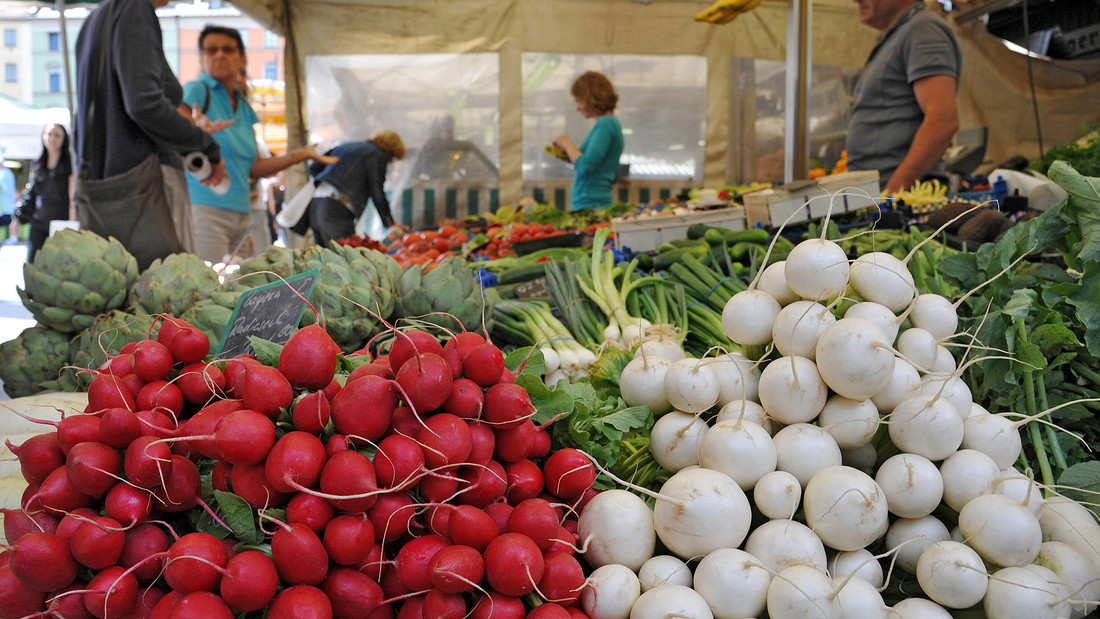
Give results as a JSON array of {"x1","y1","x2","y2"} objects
[{"x1": 1031, "y1": 124, "x2": 1100, "y2": 178}]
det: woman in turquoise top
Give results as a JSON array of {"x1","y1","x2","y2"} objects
[
  {"x1": 183, "y1": 26, "x2": 334, "y2": 263},
  {"x1": 553, "y1": 71, "x2": 624, "y2": 211}
]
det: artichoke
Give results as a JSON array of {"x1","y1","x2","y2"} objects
[
  {"x1": 293, "y1": 243, "x2": 400, "y2": 352},
  {"x1": 393, "y1": 255, "x2": 494, "y2": 334},
  {"x1": 17, "y1": 229, "x2": 139, "y2": 333},
  {"x1": 65, "y1": 310, "x2": 160, "y2": 389},
  {"x1": 129, "y1": 253, "x2": 220, "y2": 316},
  {"x1": 210, "y1": 245, "x2": 301, "y2": 310},
  {"x1": 180, "y1": 300, "x2": 234, "y2": 351},
  {"x1": 0, "y1": 326, "x2": 72, "y2": 397}
]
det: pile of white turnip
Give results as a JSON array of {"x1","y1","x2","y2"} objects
[
  {"x1": 1, "y1": 313, "x2": 603, "y2": 618},
  {"x1": 586, "y1": 229, "x2": 1100, "y2": 618}
]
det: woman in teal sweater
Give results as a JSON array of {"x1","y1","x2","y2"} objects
[{"x1": 553, "y1": 71, "x2": 624, "y2": 211}]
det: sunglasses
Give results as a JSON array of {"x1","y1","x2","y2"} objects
[{"x1": 202, "y1": 45, "x2": 240, "y2": 56}]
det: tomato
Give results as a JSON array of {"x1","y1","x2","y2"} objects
[
  {"x1": 438, "y1": 224, "x2": 458, "y2": 237},
  {"x1": 454, "y1": 232, "x2": 468, "y2": 244},
  {"x1": 432, "y1": 238, "x2": 451, "y2": 252}
]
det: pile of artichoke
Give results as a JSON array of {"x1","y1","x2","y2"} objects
[
  {"x1": 0, "y1": 326, "x2": 71, "y2": 397},
  {"x1": 393, "y1": 255, "x2": 494, "y2": 334},
  {"x1": 64, "y1": 310, "x2": 161, "y2": 390},
  {"x1": 129, "y1": 253, "x2": 220, "y2": 316}
]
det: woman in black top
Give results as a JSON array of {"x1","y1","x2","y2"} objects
[{"x1": 17, "y1": 124, "x2": 74, "y2": 263}]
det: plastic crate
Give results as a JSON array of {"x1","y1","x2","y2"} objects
[
  {"x1": 743, "y1": 171, "x2": 881, "y2": 228},
  {"x1": 609, "y1": 206, "x2": 746, "y2": 253}
]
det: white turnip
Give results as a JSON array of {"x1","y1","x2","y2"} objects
[
  {"x1": 693, "y1": 548, "x2": 771, "y2": 619},
  {"x1": 771, "y1": 300, "x2": 836, "y2": 360},
  {"x1": 652, "y1": 467, "x2": 752, "y2": 559},
  {"x1": 758, "y1": 356, "x2": 828, "y2": 425},
  {"x1": 803, "y1": 465, "x2": 890, "y2": 551},
  {"x1": 649, "y1": 411, "x2": 709, "y2": 473},
  {"x1": 697, "y1": 418, "x2": 776, "y2": 490}
]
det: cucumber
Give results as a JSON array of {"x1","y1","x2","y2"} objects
[
  {"x1": 653, "y1": 245, "x2": 710, "y2": 270},
  {"x1": 702, "y1": 226, "x2": 771, "y2": 246},
  {"x1": 687, "y1": 224, "x2": 710, "y2": 240},
  {"x1": 660, "y1": 239, "x2": 708, "y2": 252},
  {"x1": 496, "y1": 262, "x2": 548, "y2": 285}
]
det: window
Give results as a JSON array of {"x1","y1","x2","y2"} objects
[
  {"x1": 47, "y1": 64, "x2": 61, "y2": 92},
  {"x1": 264, "y1": 60, "x2": 278, "y2": 81},
  {"x1": 4, "y1": 63, "x2": 16, "y2": 83},
  {"x1": 48, "y1": 32, "x2": 59, "y2": 51},
  {"x1": 3, "y1": 29, "x2": 15, "y2": 47},
  {"x1": 264, "y1": 30, "x2": 279, "y2": 49},
  {"x1": 239, "y1": 29, "x2": 249, "y2": 47}
]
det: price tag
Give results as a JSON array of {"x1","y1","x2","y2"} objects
[
  {"x1": 216, "y1": 270, "x2": 319, "y2": 358},
  {"x1": 514, "y1": 276, "x2": 550, "y2": 299}
]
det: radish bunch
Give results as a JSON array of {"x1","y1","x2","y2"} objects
[
  {"x1": 2, "y1": 317, "x2": 602, "y2": 618},
  {"x1": 574, "y1": 233, "x2": 1100, "y2": 618}
]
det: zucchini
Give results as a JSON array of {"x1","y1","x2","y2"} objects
[
  {"x1": 659, "y1": 239, "x2": 708, "y2": 253},
  {"x1": 702, "y1": 226, "x2": 771, "y2": 246},
  {"x1": 653, "y1": 244, "x2": 710, "y2": 270},
  {"x1": 496, "y1": 262, "x2": 548, "y2": 285},
  {"x1": 686, "y1": 224, "x2": 710, "y2": 240},
  {"x1": 635, "y1": 252, "x2": 655, "y2": 270}
]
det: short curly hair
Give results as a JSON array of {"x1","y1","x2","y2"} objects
[
  {"x1": 371, "y1": 130, "x2": 406, "y2": 160},
  {"x1": 571, "y1": 71, "x2": 618, "y2": 116}
]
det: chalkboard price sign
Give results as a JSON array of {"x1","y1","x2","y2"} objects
[{"x1": 216, "y1": 270, "x2": 319, "y2": 358}]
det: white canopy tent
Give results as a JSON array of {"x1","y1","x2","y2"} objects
[{"x1": 0, "y1": 95, "x2": 70, "y2": 161}]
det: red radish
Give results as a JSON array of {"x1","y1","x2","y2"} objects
[
  {"x1": 70, "y1": 516, "x2": 126, "y2": 569},
  {"x1": 229, "y1": 462, "x2": 291, "y2": 510},
  {"x1": 119, "y1": 372, "x2": 145, "y2": 401},
  {"x1": 87, "y1": 372, "x2": 137, "y2": 413},
  {"x1": 7, "y1": 433, "x2": 65, "y2": 484},
  {"x1": 1, "y1": 508, "x2": 58, "y2": 544},
  {"x1": 331, "y1": 375, "x2": 398, "y2": 444},
  {"x1": 175, "y1": 362, "x2": 226, "y2": 404},
  {"x1": 280, "y1": 324, "x2": 341, "y2": 391},
  {"x1": 422, "y1": 589, "x2": 466, "y2": 619},
  {"x1": 497, "y1": 368, "x2": 516, "y2": 384},
  {"x1": 117, "y1": 523, "x2": 170, "y2": 582},
  {"x1": 484, "y1": 501, "x2": 514, "y2": 535},
  {"x1": 178, "y1": 398, "x2": 245, "y2": 460},
  {"x1": 0, "y1": 563, "x2": 47, "y2": 618},
  {"x1": 135, "y1": 381, "x2": 184, "y2": 420},
  {"x1": 442, "y1": 377, "x2": 484, "y2": 419},
  {"x1": 538, "y1": 552, "x2": 586, "y2": 606},
  {"x1": 325, "y1": 434, "x2": 350, "y2": 458},
  {"x1": 367, "y1": 492, "x2": 417, "y2": 541},
  {"x1": 57, "y1": 414, "x2": 103, "y2": 454},
  {"x1": 271, "y1": 522, "x2": 329, "y2": 586},
  {"x1": 213, "y1": 409, "x2": 276, "y2": 465},
  {"x1": 507, "y1": 498, "x2": 561, "y2": 551},
  {"x1": 426, "y1": 505, "x2": 451, "y2": 536},
  {"x1": 394, "y1": 594, "x2": 423, "y2": 619},
  {"x1": 418, "y1": 467, "x2": 461, "y2": 503},
  {"x1": 267, "y1": 585, "x2": 333, "y2": 619},
  {"x1": 149, "y1": 590, "x2": 184, "y2": 619},
  {"x1": 99, "y1": 350, "x2": 136, "y2": 378},
  {"x1": 25, "y1": 466, "x2": 96, "y2": 515},
  {"x1": 395, "y1": 352, "x2": 454, "y2": 413},
  {"x1": 209, "y1": 459, "x2": 228, "y2": 490},
  {"x1": 527, "y1": 604, "x2": 571, "y2": 619},
  {"x1": 264, "y1": 431, "x2": 327, "y2": 494},
  {"x1": 530, "y1": 428, "x2": 552, "y2": 459},
  {"x1": 542, "y1": 448, "x2": 596, "y2": 499},
  {"x1": 54, "y1": 507, "x2": 98, "y2": 542},
  {"x1": 9, "y1": 531, "x2": 78, "y2": 592},
  {"x1": 483, "y1": 532, "x2": 546, "y2": 596},
  {"x1": 129, "y1": 585, "x2": 168, "y2": 619},
  {"x1": 134, "y1": 409, "x2": 177, "y2": 440},
  {"x1": 168, "y1": 591, "x2": 233, "y2": 619},
  {"x1": 482, "y1": 383, "x2": 535, "y2": 429},
  {"x1": 549, "y1": 525, "x2": 578, "y2": 555},
  {"x1": 373, "y1": 434, "x2": 426, "y2": 489},
  {"x1": 355, "y1": 541, "x2": 387, "y2": 581},
  {"x1": 323, "y1": 513, "x2": 375, "y2": 566},
  {"x1": 103, "y1": 481, "x2": 154, "y2": 526},
  {"x1": 394, "y1": 534, "x2": 450, "y2": 591},
  {"x1": 222, "y1": 355, "x2": 261, "y2": 400},
  {"x1": 442, "y1": 331, "x2": 487, "y2": 378},
  {"x1": 151, "y1": 454, "x2": 200, "y2": 513},
  {"x1": 469, "y1": 591, "x2": 526, "y2": 619},
  {"x1": 99, "y1": 407, "x2": 143, "y2": 450},
  {"x1": 389, "y1": 329, "x2": 445, "y2": 373},
  {"x1": 416, "y1": 413, "x2": 472, "y2": 469},
  {"x1": 493, "y1": 419, "x2": 536, "y2": 463},
  {"x1": 156, "y1": 316, "x2": 210, "y2": 364},
  {"x1": 347, "y1": 362, "x2": 395, "y2": 383},
  {"x1": 448, "y1": 504, "x2": 498, "y2": 552},
  {"x1": 286, "y1": 492, "x2": 337, "y2": 534},
  {"x1": 462, "y1": 343, "x2": 505, "y2": 387},
  {"x1": 467, "y1": 421, "x2": 496, "y2": 466},
  {"x1": 321, "y1": 377, "x2": 342, "y2": 402},
  {"x1": 429, "y1": 544, "x2": 484, "y2": 593},
  {"x1": 65, "y1": 441, "x2": 122, "y2": 498},
  {"x1": 129, "y1": 340, "x2": 174, "y2": 383},
  {"x1": 243, "y1": 364, "x2": 294, "y2": 418},
  {"x1": 220, "y1": 550, "x2": 279, "y2": 612},
  {"x1": 45, "y1": 579, "x2": 94, "y2": 619},
  {"x1": 124, "y1": 435, "x2": 173, "y2": 488},
  {"x1": 322, "y1": 567, "x2": 384, "y2": 619},
  {"x1": 456, "y1": 460, "x2": 508, "y2": 508},
  {"x1": 316, "y1": 449, "x2": 379, "y2": 513},
  {"x1": 292, "y1": 391, "x2": 331, "y2": 435},
  {"x1": 164, "y1": 532, "x2": 228, "y2": 593},
  {"x1": 388, "y1": 406, "x2": 419, "y2": 437},
  {"x1": 504, "y1": 459, "x2": 545, "y2": 504},
  {"x1": 84, "y1": 565, "x2": 138, "y2": 619}
]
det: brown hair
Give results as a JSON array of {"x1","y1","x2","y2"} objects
[
  {"x1": 371, "y1": 130, "x2": 406, "y2": 160},
  {"x1": 571, "y1": 71, "x2": 618, "y2": 115}
]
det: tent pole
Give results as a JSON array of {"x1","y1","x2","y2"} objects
[
  {"x1": 56, "y1": 0, "x2": 75, "y2": 120},
  {"x1": 783, "y1": 0, "x2": 811, "y2": 184}
]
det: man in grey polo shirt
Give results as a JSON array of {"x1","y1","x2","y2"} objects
[{"x1": 846, "y1": 0, "x2": 961, "y2": 195}]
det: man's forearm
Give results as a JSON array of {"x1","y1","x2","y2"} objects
[{"x1": 886, "y1": 118, "x2": 957, "y2": 194}]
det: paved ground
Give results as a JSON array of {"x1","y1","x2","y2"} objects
[{"x1": 0, "y1": 242, "x2": 37, "y2": 399}]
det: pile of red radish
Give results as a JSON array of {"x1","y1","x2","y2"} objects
[{"x1": 2, "y1": 314, "x2": 600, "y2": 619}]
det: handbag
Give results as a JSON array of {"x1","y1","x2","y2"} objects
[
  {"x1": 14, "y1": 177, "x2": 35, "y2": 224},
  {"x1": 276, "y1": 181, "x2": 315, "y2": 229},
  {"x1": 74, "y1": 0, "x2": 182, "y2": 270}
]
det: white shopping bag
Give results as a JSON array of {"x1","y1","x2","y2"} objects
[{"x1": 276, "y1": 182, "x2": 316, "y2": 228}]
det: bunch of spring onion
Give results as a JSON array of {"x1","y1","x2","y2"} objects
[
  {"x1": 492, "y1": 298, "x2": 597, "y2": 384},
  {"x1": 663, "y1": 250, "x2": 750, "y2": 355}
]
